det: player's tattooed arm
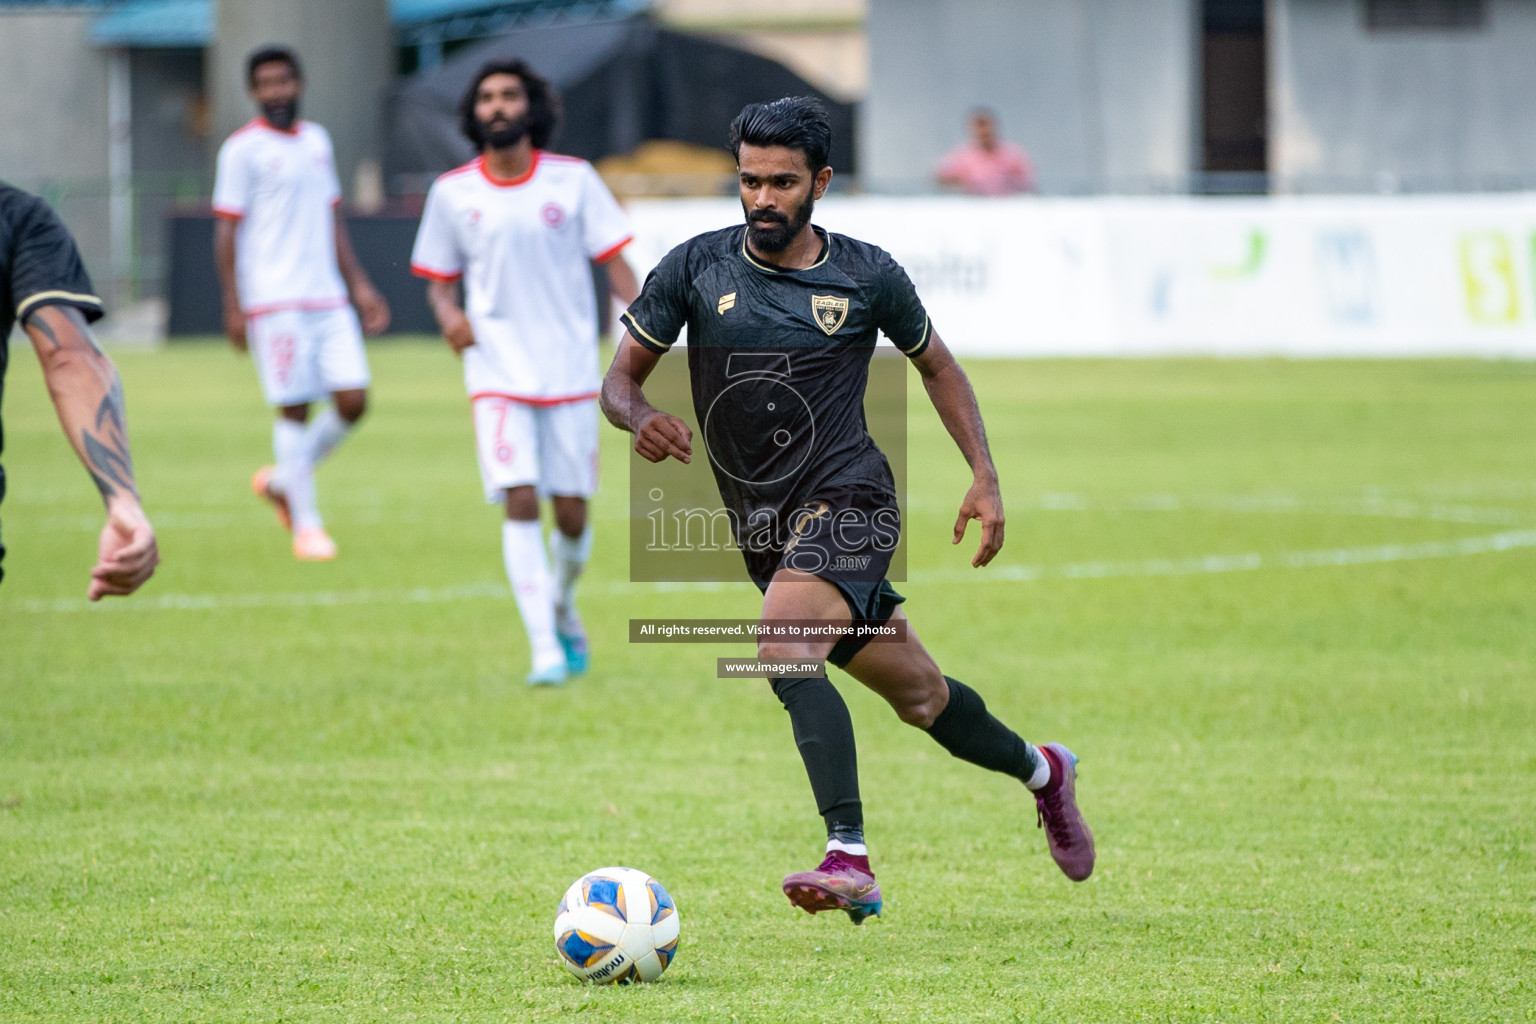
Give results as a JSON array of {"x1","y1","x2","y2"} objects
[
  {"x1": 24, "y1": 304, "x2": 160, "y2": 599},
  {"x1": 25, "y1": 305, "x2": 138, "y2": 500},
  {"x1": 601, "y1": 334, "x2": 692, "y2": 464},
  {"x1": 80, "y1": 376, "x2": 136, "y2": 502},
  {"x1": 334, "y1": 206, "x2": 391, "y2": 335},
  {"x1": 909, "y1": 330, "x2": 1005, "y2": 567},
  {"x1": 26, "y1": 302, "x2": 104, "y2": 356},
  {"x1": 426, "y1": 278, "x2": 477, "y2": 354}
]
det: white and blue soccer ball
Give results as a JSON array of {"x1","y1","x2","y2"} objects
[{"x1": 553, "y1": 867, "x2": 680, "y2": 983}]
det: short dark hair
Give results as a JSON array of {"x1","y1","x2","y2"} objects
[
  {"x1": 728, "y1": 97, "x2": 832, "y2": 175},
  {"x1": 247, "y1": 45, "x2": 301, "y2": 88},
  {"x1": 459, "y1": 60, "x2": 561, "y2": 150}
]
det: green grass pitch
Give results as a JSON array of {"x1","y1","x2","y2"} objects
[{"x1": 2, "y1": 340, "x2": 1534, "y2": 1022}]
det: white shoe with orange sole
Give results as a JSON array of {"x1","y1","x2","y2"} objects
[{"x1": 292, "y1": 528, "x2": 338, "y2": 561}]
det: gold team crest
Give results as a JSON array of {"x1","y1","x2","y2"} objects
[{"x1": 811, "y1": 294, "x2": 849, "y2": 335}]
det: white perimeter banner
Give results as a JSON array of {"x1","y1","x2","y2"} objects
[{"x1": 622, "y1": 194, "x2": 1536, "y2": 356}]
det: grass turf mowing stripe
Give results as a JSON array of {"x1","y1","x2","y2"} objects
[{"x1": 8, "y1": 526, "x2": 1536, "y2": 614}]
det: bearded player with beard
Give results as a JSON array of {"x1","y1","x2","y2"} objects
[
  {"x1": 602, "y1": 98, "x2": 1095, "y2": 923},
  {"x1": 411, "y1": 61, "x2": 639, "y2": 685},
  {"x1": 214, "y1": 46, "x2": 390, "y2": 561}
]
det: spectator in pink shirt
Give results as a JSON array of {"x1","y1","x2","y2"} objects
[{"x1": 935, "y1": 108, "x2": 1036, "y2": 195}]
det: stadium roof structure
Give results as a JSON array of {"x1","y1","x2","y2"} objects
[
  {"x1": 88, "y1": 0, "x2": 208, "y2": 47},
  {"x1": 86, "y1": 0, "x2": 649, "y2": 48},
  {"x1": 386, "y1": 13, "x2": 857, "y2": 187}
]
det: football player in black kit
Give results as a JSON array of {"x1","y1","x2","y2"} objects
[
  {"x1": 0, "y1": 182, "x2": 158, "y2": 598},
  {"x1": 601, "y1": 98, "x2": 1093, "y2": 923}
]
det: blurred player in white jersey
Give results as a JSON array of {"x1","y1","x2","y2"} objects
[
  {"x1": 410, "y1": 60, "x2": 638, "y2": 685},
  {"x1": 214, "y1": 46, "x2": 390, "y2": 561}
]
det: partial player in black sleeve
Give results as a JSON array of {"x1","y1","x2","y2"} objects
[
  {"x1": 600, "y1": 98, "x2": 1094, "y2": 925},
  {"x1": 618, "y1": 240, "x2": 694, "y2": 356},
  {"x1": 871, "y1": 248, "x2": 932, "y2": 358},
  {"x1": 0, "y1": 181, "x2": 158, "y2": 597}
]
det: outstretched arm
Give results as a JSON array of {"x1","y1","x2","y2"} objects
[
  {"x1": 334, "y1": 207, "x2": 390, "y2": 334},
  {"x1": 24, "y1": 304, "x2": 159, "y2": 599},
  {"x1": 908, "y1": 330, "x2": 1004, "y2": 567},
  {"x1": 600, "y1": 333, "x2": 692, "y2": 464}
]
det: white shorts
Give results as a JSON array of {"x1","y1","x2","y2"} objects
[
  {"x1": 471, "y1": 396, "x2": 600, "y2": 502},
  {"x1": 247, "y1": 305, "x2": 370, "y2": 407}
]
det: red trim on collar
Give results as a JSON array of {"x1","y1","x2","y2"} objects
[
  {"x1": 256, "y1": 117, "x2": 301, "y2": 136},
  {"x1": 478, "y1": 150, "x2": 540, "y2": 188}
]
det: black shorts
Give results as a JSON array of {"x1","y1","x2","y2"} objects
[{"x1": 744, "y1": 488, "x2": 906, "y2": 669}]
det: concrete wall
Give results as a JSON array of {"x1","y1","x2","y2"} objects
[
  {"x1": 132, "y1": 49, "x2": 209, "y2": 180},
  {"x1": 1271, "y1": 0, "x2": 1536, "y2": 192},
  {"x1": 656, "y1": 0, "x2": 868, "y2": 102},
  {"x1": 0, "y1": 9, "x2": 111, "y2": 287},
  {"x1": 208, "y1": 0, "x2": 392, "y2": 201},
  {"x1": 862, "y1": 0, "x2": 1199, "y2": 193},
  {"x1": 131, "y1": 49, "x2": 210, "y2": 298}
]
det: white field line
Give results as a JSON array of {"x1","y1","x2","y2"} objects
[
  {"x1": 8, "y1": 528, "x2": 1536, "y2": 615},
  {"x1": 908, "y1": 528, "x2": 1536, "y2": 583},
  {"x1": 925, "y1": 493, "x2": 1527, "y2": 526},
  {"x1": 12, "y1": 492, "x2": 1529, "y2": 533},
  {"x1": 6, "y1": 581, "x2": 513, "y2": 615},
  {"x1": 24, "y1": 507, "x2": 623, "y2": 533}
]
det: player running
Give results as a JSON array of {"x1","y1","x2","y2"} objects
[
  {"x1": 410, "y1": 60, "x2": 639, "y2": 685},
  {"x1": 214, "y1": 45, "x2": 390, "y2": 561},
  {"x1": 602, "y1": 98, "x2": 1094, "y2": 923},
  {"x1": 2, "y1": 181, "x2": 159, "y2": 599}
]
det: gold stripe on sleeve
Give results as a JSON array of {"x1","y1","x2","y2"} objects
[
  {"x1": 622, "y1": 311, "x2": 673, "y2": 349},
  {"x1": 16, "y1": 289, "x2": 103, "y2": 323},
  {"x1": 900, "y1": 315, "x2": 932, "y2": 355}
]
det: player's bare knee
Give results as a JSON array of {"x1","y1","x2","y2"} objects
[
  {"x1": 758, "y1": 639, "x2": 818, "y2": 665},
  {"x1": 335, "y1": 390, "x2": 367, "y2": 424},
  {"x1": 894, "y1": 696, "x2": 941, "y2": 729},
  {"x1": 552, "y1": 498, "x2": 586, "y2": 537},
  {"x1": 891, "y1": 671, "x2": 949, "y2": 728},
  {"x1": 503, "y1": 486, "x2": 539, "y2": 521}
]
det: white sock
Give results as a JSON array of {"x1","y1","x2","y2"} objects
[
  {"x1": 502, "y1": 519, "x2": 563, "y2": 669},
  {"x1": 1024, "y1": 745, "x2": 1053, "y2": 791},
  {"x1": 549, "y1": 524, "x2": 593, "y2": 633},
  {"x1": 303, "y1": 406, "x2": 352, "y2": 468},
  {"x1": 274, "y1": 419, "x2": 321, "y2": 531},
  {"x1": 826, "y1": 838, "x2": 868, "y2": 856}
]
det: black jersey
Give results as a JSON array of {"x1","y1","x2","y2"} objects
[
  {"x1": 1, "y1": 182, "x2": 104, "y2": 579},
  {"x1": 621, "y1": 224, "x2": 932, "y2": 544}
]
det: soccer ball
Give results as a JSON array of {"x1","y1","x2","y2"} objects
[{"x1": 553, "y1": 867, "x2": 680, "y2": 983}]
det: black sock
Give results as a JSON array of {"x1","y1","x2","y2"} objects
[
  {"x1": 925, "y1": 676, "x2": 1042, "y2": 783},
  {"x1": 770, "y1": 677, "x2": 863, "y2": 836}
]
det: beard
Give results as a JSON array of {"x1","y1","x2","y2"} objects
[
  {"x1": 744, "y1": 192, "x2": 815, "y2": 253},
  {"x1": 262, "y1": 98, "x2": 299, "y2": 131},
  {"x1": 478, "y1": 113, "x2": 529, "y2": 149}
]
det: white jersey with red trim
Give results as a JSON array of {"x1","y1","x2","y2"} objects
[
  {"x1": 213, "y1": 119, "x2": 347, "y2": 316},
  {"x1": 410, "y1": 151, "x2": 632, "y2": 402}
]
